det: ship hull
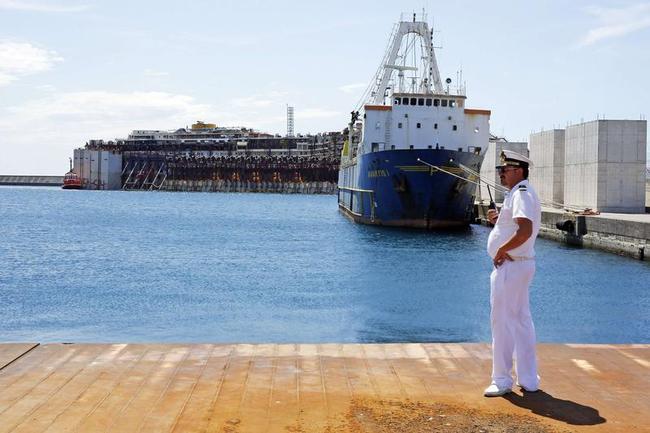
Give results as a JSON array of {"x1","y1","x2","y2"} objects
[{"x1": 338, "y1": 149, "x2": 484, "y2": 229}]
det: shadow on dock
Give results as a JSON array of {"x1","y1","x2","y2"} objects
[{"x1": 504, "y1": 390, "x2": 607, "y2": 426}]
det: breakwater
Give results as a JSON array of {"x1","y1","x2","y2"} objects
[{"x1": 0, "y1": 175, "x2": 63, "y2": 186}]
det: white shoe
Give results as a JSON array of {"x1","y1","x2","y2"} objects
[{"x1": 483, "y1": 383, "x2": 512, "y2": 397}]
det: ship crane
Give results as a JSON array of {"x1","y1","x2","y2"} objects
[
  {"x1": 370, "y1": 19, "x2": 443, "y2": 105},
  {"x1": 384, "y1": 64, "x2": 417, "y2": 94}
]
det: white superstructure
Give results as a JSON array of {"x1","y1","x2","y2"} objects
[{"x1": 343, "y1": 14, "x2": 490, "y2": 163}]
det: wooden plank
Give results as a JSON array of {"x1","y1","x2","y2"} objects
[
  {"x1": 10, "y1": 344, "x2": 129, "y2": 433},
  {"x1": 137, "y1": 344, "x2": 214, "y2": 433},
  {"x1": 0, "y1": 344, "x2": 106, "y2": 433},
  {"x1": 0, "y1": 343, "x2": 39, "y2": 371},
  {"x1": 266, "y1": 345, "x2": 300, "y2": 433},
  {"x1": 296, "y1": 344, "x2": 328, "y2": 433},
  {"x1": 360, "y1": 344, "x2": 405, "y2": 400},
  {"x1": 340, "y1": 344, "x2": 377, "y2": 398},
  {"x1": 170, "y1": 344, "x2": 234, "y2": 433},
  {"x1": 319, "y1": 344, "x2": 353, "y2": 431},
  {"x1": 0, "y1": 343, "x2": 647, "y2": 432},
  {"x1": 0, "y1": 344, "x2": 80, "y2": 408},
  {"x1": 386, "y1": 344, "x2": 432, "y2": 400},
  {"x1": 236, "y1": 344, "x2": 276, "y2": 433},
  {"x1": 40, "y1": 344, "x2": 148, "y2": 433},
  {"x1": 72, "y1": 344, "x2": 169, "y2": 432},
  {"x1": 202, "y1": 344, "x2": 256, "y2": 433},
  {"x1": 106, "y1": 345, "x2": 191, "y2": 433}
]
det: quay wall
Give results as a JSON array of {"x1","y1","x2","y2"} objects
[
  {"x1": 161, "y1": 179, "x2": 337, "y2": 194},
  {"x1": 474, "y1": 202, "x2": 649, "y2": 261},
  {"x1": 0, "y1": 175, "x2": 63, "y2": 186}
]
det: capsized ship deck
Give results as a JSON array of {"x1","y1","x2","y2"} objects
[{"x1": 0, "y1": 343, "x2": 648, "y2": 432}]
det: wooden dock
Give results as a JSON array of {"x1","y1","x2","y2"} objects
[{"x1": 0, "y1": 343, "x2": 648, "y2": 432}]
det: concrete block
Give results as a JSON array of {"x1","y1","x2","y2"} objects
[
  {"x1": 564, "y1": 119, "x2": 646, "y2": 213},
  {"x1": 529, "y1": 129, "x2": 565, "y2": 205}
]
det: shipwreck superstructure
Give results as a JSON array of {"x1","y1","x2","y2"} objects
[
  {"x1": 70, "y1": 122, "x2": 344, "y2": 192},
  {"x1": 338, "y1": 15, "x2": 491, "y2": 228}
]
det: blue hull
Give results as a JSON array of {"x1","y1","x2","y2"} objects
[{"x1": 338, "y1": 149, "x2": 484, "y2": 229}]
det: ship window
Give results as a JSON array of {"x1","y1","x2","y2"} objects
[
  {"x1": 450, "y1": 100, "x2": 456, "y2": 107},
  {"x1": 391, "y1": 145, "x2": 395, "y2": 150},
  {"x1": 417, "y1": 123, "x2": 421, "y2": 128},
  {"x1": 398, "y1": 122, "x2": 403, "y2": 128},
  {"x1": 453, "y1": 125, "x2": 458, "y2": 131},
  {"x1": 434, "y1": 123, "x2": 438, "y2": 129},
  {"x1": 428, "y1": 145, "x2": 432, "y2": 149},
  {"x1": 409, "y1": 145, "x2": 414, "y2": 149},
  {"x1": 441, "y1": 99, "x2": 448, "y2": 107},
  {"x1": 458, "y1": 147, "x2": 463, "y2": 152},
  {"x1": 434, "y1": 99, "x2": 440, "y2": 107},
  {"x1": 410, "y1": 98, "x2": 416, "y2": 105},
  {"x1": 402, "y1": 97, "x2": 409, "y2": 105},
  {"x1": 394, "y1": 98, "x2": 400, "y2": 105},
  {"x1": 426, "y1": 99, "x2": 432, "y2": 106},
  {"x1": 418, "y1": 98, "x2": 424, "y2": 106}
]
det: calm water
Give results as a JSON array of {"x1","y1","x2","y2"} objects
[{"x1": 1, "y1": 186, "x2": 648, "y2": 344}]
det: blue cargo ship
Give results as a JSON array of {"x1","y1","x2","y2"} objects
[{"x1": 338, "y1": 15, "x2": 491, "y2": 228}]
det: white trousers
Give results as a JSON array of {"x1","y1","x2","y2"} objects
[{"x1": 490, "y1": 260, "x2": 539, "y2": 389}]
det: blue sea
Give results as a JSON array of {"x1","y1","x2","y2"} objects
[{"x1": 1, "y1": 186, "x2": 648, "y2": 344}]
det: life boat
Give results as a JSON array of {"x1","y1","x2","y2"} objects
[{"x1": 62, "y1": 171, "x2": 82, "y2": 189}]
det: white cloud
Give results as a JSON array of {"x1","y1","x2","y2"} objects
[
  {"x1": 0, "y1": 0, "x2": 88, "y2": 12},
  {"x1": 4, "y1": 91, "x2": 222, "y2": 135},
  {"x1": 338, "y1": 83, "x2": 366, "y2": 94},
  {"x1": 0, "y1": 41, "x2": 63, "y2": 85},
  {"x1": 579, "y1": 3, "x2": 650, "y2": 46}
]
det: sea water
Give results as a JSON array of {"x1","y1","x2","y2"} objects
[{"x1": 1, "y1": 186, "x2": 648, "y2": 343}]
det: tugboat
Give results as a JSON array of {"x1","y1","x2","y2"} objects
[
  {"x1": 62, "y1": 158, "x2": 82, "y2": 189},
  {"x1": 338, "y1": 14, "x2": 491, "y2": 229}
]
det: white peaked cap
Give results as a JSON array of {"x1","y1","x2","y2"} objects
[{"x1": 497, "y1": 150, "x2": 534, "y2": 168}]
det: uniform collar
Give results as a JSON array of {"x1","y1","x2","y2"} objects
[{"x1": 510, "y1": 179, "x2": 528, "y2": 191}]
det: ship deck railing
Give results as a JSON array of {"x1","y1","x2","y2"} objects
[{"x1": 338, "y1": 186, "x2": 376, "y2": 221}]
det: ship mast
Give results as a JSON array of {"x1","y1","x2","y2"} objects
[{"x1": 370, "y1": 15, "x2": 443, "y2": 105}]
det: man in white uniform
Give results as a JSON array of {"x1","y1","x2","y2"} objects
[{"x1": 484, "y1": 150, "x2": 542, "y2": 397}]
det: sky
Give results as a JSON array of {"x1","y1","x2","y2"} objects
[{"x1": 0, "y1": 0, "x2": 649, "y2": 175}]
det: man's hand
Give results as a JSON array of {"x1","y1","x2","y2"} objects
[
  {"x1": 493, "y1": 247, "x2": 513, "y2": 267},
  {"x1": 487, "y1": 209, "x2": 499, "y2": 225}
]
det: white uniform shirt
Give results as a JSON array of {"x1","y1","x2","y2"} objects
[{"x1": 487, "y1": 179, "x2": 541, "y2": 259}]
